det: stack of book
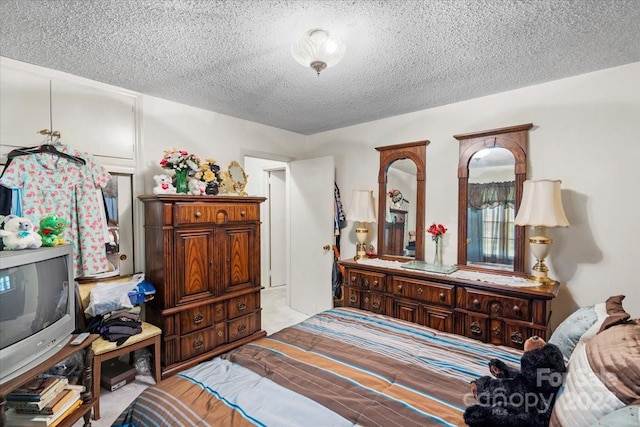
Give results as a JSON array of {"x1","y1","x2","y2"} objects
[{"x1": 4, "y1": 376, "x2": 84, "y2": 427}]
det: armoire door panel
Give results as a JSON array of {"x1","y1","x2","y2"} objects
[
  {"x1": 219, "y1": 225, "x2": 257, "y2": 293},
  {"x1": 175, "y1": 229, "x2": 215, "y2": 304}
]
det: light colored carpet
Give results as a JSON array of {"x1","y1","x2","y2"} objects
[{"x1": 73, "y1": 286, "x2": 308, "y2": 426}]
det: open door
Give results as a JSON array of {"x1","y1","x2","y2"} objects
[{"x1": 289, "y1": 156, "x2": 335, "y2": 315}]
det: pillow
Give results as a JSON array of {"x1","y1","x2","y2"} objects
[
  {"x1": 549, "y1": 295, "x2": 629, "y2": 363},
  {"x1": 590, "y1": 405, "x2": 639, "y2": 426},
  {"x1": 550, "y1": 320, "x2": 640, "y2": 427},
  {"x1": 549, "y1": 305, "x2": 599, "y2": 363},
  {"x1": 600, "y1": 295, "x2": 631, "y2": 332}
]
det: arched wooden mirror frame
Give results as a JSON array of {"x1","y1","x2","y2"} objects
[
  {"x1": 453, "y1": 123, "x2": 532, "y2": 276},
  {"x1": 376, "y1": 140, "x2": 429, "y2": 260}
]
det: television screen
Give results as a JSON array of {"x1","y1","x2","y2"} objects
[{"x1": 0, "y1": 256, "x2": 70, "y2": 350}]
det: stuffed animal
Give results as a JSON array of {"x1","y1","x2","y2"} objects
[
  {"x1": 188, "y1": 179, "x2": 207, "y2": 196},
  {"x1": 0, "y1": 215, "x2": 43, "y2": 250},
  {"x1": 464, "y1": 336, "x2": 566, "y2": 427},
  {"x1": 38, "y1": 214, "x2": 68, "y2": 247},
  {"x1": 153, "y1": 174, "x2": 176, "y2": 194}
]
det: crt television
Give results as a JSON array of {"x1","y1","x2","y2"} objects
[{"x1": 0, "y1": 244, "x2": 76, "y2": 385}]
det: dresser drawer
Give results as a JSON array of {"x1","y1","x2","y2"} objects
[
  {"x1": 362, "y1": 292, "x2": 385, "y2": 314},
  {"x1": 227, "y1": 292, "x2": 259, "y2": 319},
  {"x1": 346, "y1": 269, "x2": 386, "y2": 291},
  {"x1": 174, "y1": 203, "x2": 259, "y2": 225},
  {"x1": 392, "y1": 277, "x2": 454, "y2": 307},
  {"x1": 228, "y1": 312, "x2": 259, "y2": 343},
  {"x1": 180, "y1": 305, "x2": 213, "y2": 335},
  {"x1": 180, "y1": 327, "x2": 219, "y2": 360},
  {"x1": 464, "y1": 289, "x2": 530, "y2": 320}
]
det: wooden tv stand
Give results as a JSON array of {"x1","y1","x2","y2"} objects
[{"x1": 0, "y1": 334, "x2": 99, "y2": 427}]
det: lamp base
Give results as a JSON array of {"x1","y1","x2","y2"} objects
[
  {"x1": 526, "y1": 274, "x2": 556, "y2": 285},
  {"x1": 354, "y1": 243, "x2": 368, "y2": 261},
  {"x1": 526, "y1": 230, "x2": 556, "y2": 285},
  {"x1": 354, "y1": 223, "x2": 369, "y2": 261}
]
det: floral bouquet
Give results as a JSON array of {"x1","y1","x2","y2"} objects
[
  {"x1": 427, "y1": 223, "x2": 447, "y2": 242},
  {"x1": 194, "y1": 158, "x2": 222, "y2": 195},
  {"x1": 388, "y1": 188, "x2": 407, "y2": 204},
  {"x1": 159, "y1": 149, "x2": 200, "y2": 172},
  {"x1": 194, "y1": 158, "x2": 221, "y2": 185}
]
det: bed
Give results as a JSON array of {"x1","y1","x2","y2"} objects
[{"x1": 113, "y1": 307, "x2": 524, "y2": 426}]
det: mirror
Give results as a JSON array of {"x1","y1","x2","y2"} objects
[
  {"x1": 376, "y1": 141, "x2": 428, "y2": 260},
  {"x1": 221, "y1": 160, "x2": 248, "y2": 196},
  {"x1": 384, "y1": 160, "x2": 417, "y2": 256},
  {"x1": 454, "y1": 124, "x2": 532, "y2": 275}
]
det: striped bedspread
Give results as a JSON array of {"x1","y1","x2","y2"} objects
[{"x1": 113, "y1": 308, "x2": 522, "y2": 427}]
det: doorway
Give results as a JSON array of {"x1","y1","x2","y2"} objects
[
  {"x1": 244, "y1": 154, "x2": 335, "y2": 317},
  {"x1": 268, "y1": 169, "x2": 286, "y2": 288},
  {"x1": 243, "y1": 156, "x2": 288, "y2": 290}
]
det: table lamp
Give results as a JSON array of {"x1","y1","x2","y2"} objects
[
  {"x1": 514, "y1": 180, "x2": 569, "y2": 284},
  {"x1": 347, "y1": 189, "x2": 376, "y2": 260}
]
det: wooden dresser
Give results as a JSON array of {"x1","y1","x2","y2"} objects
[
  {"x1": 139, "y1": 195, "x2": 266, "y2": 378},
  {"x1": 339, "y1": 259, "x2": 559, "y2": 350}
]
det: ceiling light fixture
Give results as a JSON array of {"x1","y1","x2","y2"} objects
[{"x1": 291, "y1": 29, "x2": 346, "y2": 76}]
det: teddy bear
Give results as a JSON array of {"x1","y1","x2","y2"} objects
[
  {"x1": 464, "y1": 336, "x2": 566, "y2": 427},
  {"x1": 38, "y1": 214, "x2": 68, "y2": 247},
  {"x1": 0, "y1": 215, "x2": 43, "y2": 250},
  {"x1": 188, "y1": 179, "x2": 207, "y2": 196},
  {"x1": 153, "y1": 174, "x2": 176, "y2": 194}
]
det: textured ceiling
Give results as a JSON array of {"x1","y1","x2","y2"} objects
[{"x1": 1, "y1": 0, "x2": 639, "y2": 135}]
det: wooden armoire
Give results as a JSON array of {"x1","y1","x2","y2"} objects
[{"x1": 139, "y1": 194, "x2": 266, "y2": 378}]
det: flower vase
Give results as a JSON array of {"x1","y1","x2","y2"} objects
[
  {"x1": 174, "y1": 169, "x2": 189, "y2": 194},
  {"x1": 205, "y1": 182, "x2": 219, "y2": 195},
  {"x1": 433, "y1": 238, "x2": 443, "y2": 266}
]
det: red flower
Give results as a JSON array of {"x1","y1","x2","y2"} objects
[{"x1": 427, "y1": 223, "x2": 447, "y2": 241}]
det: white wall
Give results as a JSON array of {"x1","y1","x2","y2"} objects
[
  {"x1": 140, "y1": 95, "x2": 306, "y2": 194},
  {"x1": 306, "y1": 62, "x2": 640, "y2": 327}
]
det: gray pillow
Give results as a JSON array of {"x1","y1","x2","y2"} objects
[{"x1": 549, "y1": 306, "x2": 598, "y2": 362}]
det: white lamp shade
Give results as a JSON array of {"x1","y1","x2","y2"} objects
[
  {"x1": 347, "y1": 190, "x2": 376, "y2": 223},
  {"x1": 515, "y1": 180, "x2": 569, "y2": 227},
  {"x1": 291, "y1": 29, "x2": 346, "y2": 69}
]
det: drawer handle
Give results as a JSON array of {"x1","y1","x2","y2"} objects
[
  {"x1": 217, "y1": 330, "x2": 224, "y2": 337},
  {"x1": 397, "y1": 285, "x2": 403, "y2": 292},
  {"x1": 439, "y1": 292, "x2": 445, "y2": 302},
  {"x1": 351, "y1": 275, "x2": 357, "y2": 283},
  {"x1": 510, "y1": 331, "x2": 524, "y2": 345},
  {"x1": 349, "y1": 295, "x2": 357, "y2": 303},
  {"x1": 492, "y1": 326, "x2": 502, "y2": 337},
  {"x1": 373, "y1": 279, "x2": 378, "y2": 287},
  {"x1": 193, "y1": 339, "x2": 204, "y2": 350},
  {"x1": 237, "y1": 302, "x2": 247, "y2": 311},
  {"x1": 238, "y1": 324, "x2": 247, "y2": 333},
  {"x1": 472, "y1": 299, "x2": 480, "y2": 308},
  {"x1": 470, "y1": 321, "x2": 483, "y2": 335},
  {"x1": 240, "y1": 210, "x2": 246, "y2": 217},
  {"x1": 417, "y1": 287, "x2": 424, "y2": 295},
  {"x1": 372, "y1": 300, "x2": 381, "y2": 309},
  {"x1": 193, "y1": 312, "x2": 204, "y2": 324},
  {"x1": 513, "y1": 305, "x2": 521, "y2": 313},
  {"x1": 194, "y1": 211, "x2": 202, "y2": 218}
]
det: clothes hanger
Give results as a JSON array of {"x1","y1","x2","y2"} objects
[{"x1": 6, "y1": 130, "x2": 86, "y2": 165}]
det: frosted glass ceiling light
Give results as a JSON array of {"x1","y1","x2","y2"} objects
[{"x1": 292, "y1": 29, "x2": 346, "y2": 76}]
